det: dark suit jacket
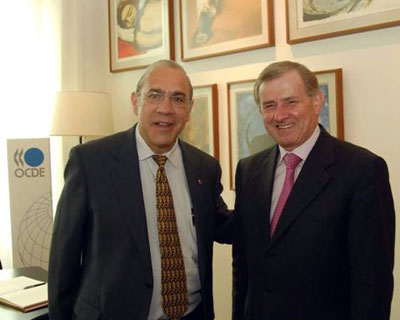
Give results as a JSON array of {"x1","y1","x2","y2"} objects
[
  {"x1": 48, "y1": 125, "x2": 231, "y2": 320},
  {"x1": 232, "y1": 127, "x2": 395, "y2": 320}
]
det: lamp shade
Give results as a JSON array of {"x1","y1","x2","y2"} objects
[{"x1": 50, "y1": 91, "x2": 113, "y2": 137}]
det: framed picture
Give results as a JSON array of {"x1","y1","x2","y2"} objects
[
  {"x1": 180, "y1": 84, "x2": 219, "y2": 159},
  {"x1": 228, "y1": 69, "x2": 344, "y2": 189},
  {"x1": 286, "y1": 0, "x2": 400, "y2": 44},
  {"x1": 228, "y1": 79, "x2": 275, "y2": 190},
  {"x1": 179, "y1": 0, "x2": 274, "y2": 61},
  {"x1": 108, "y1": 0, "x2": 175, "y2": 72},
  {"x1": 315, "y1": 69, "x2": 344, "y2": 140}
]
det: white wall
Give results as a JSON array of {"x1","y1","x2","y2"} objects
[
  {"x1": 65, "y1": 1, "x2": 400, "y2": 319},
  {"x1": 0, "y1": 0, "x2": 62, "y2": 269}
]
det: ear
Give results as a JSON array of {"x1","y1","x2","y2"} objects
[
  {"x1": 131, "y1": 92, "x2": 139, "y2": 116},
  {"x1": 185, "y1": 100, "x2": 194, "y2": 121},
  {"x1": 312, "y1": 89, "x2": 324, "y2": 115}
]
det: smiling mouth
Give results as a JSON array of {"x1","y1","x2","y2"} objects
[
  {"x1": 154, "y1": 121, "x2": 173, "y2": 127},
  {"x1": 276, "y1": 124, "x2": 293, "y2": 130}
]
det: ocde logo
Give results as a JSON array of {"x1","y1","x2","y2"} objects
[{"x1": 14, "y1": 148, "x2": 46, "y2": 178}]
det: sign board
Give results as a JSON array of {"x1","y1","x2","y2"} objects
[{"x1": 7, "y1": 139, "x2": 53, "y2": 270}]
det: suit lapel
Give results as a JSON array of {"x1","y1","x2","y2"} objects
[
  {"x1": 108, "y1": 126, "x2": 152, "y2": 271},
  {"x1": 268, "y1": 129, "x2": 334, "y2": 250},
  {"x1": 251, "y1": 147, "x2": 278, "y2": 247}
]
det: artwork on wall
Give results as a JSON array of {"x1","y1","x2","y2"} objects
[
  {"x1": 179, "y1": 0, "x2": 274, "y2": 61},
  {"x1": 180, "y1": 84, "x2": 219, "y2": 159},
  {"x1": 108, "y1": 0, "x2": 175, "y2": 72},
  {"x1": 227, "y1": 69, "x2": 344, "y2": 189},
  {"x1": 315, "y1": 69, "x2": 344, "y2": 140},
  {"x1": 286, "y1": 0, "x2": 400, "y2": 44},
  {"x1": 227, "y1": 79, "x2": 275, "y2": 190}
]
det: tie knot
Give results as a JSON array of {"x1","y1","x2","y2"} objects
[
  {"x1": 152, "y1": 155, "x2": 168, "y2": 168},
  {"x1": 284, "y1": 153, "x2": 302, "y2": 170}
]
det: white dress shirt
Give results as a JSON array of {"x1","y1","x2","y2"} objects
[
  {"x1": 270, "y1": 126, "x2": 321, "y2": 220},
  {"x1": 136, "y1": 129, "x2": 201, "y2": 320}
]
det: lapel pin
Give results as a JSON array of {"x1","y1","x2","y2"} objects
[{"x1": 197, "y1": 178, "x2": 202, "y2": 185}]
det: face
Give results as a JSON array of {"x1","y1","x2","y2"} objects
[
  {"x1": 258, "y1": 70, "x2": 323, "y2": 151},
  {"x1": 131, "y1": 65, "x2": 193, "y2": 154}
]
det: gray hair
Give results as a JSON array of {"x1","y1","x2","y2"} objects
[
  {"x1": 135, "y1": 60, "x2": 193, "y2": 100},
  {"x1": 254, "y1": 61, "x2": 320, "y2": 105}
]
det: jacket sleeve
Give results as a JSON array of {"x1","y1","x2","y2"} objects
[
  {"x1": 48, "y1": 147, "x2": 88, "y2": 320},
  {"x1": 348, "y1": 156, "x2": 395, "y2": 320},
  {"x1": 232, "y1": 161, "x2": 248, "y2": 320},
  {"x1": 213, "y1": 160, "x2": 233, "y2": 244}
]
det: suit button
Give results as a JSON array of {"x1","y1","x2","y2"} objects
[{"x1": 145, "y1": 282, "x2": 152, "y2": 289}]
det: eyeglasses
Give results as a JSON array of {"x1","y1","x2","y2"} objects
[{"x1": 142, "y1": 90, "x2": 191, "y2": 108}]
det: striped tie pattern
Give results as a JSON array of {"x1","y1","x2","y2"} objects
[{"x1": 153, "y1": 155, "x2": 188, "y2": 320}]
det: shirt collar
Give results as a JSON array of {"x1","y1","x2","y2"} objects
[
  {"x1": 135, "y1": 126, "x2": 180, "y2": 168},
  {"x1": 277, "y1": 125, "x2": 321, "y2": 165}
]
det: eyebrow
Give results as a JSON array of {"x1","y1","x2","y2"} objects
[
  {"x1": 262, "y1": 100, "x2": 276, "y2": 105},
  {"x1": 147, "y1": 88, "x2": 187, "y2": 97},
  {"x1": 282, "y1": 96, "x2": 299, "y2": 102},
  {"x1": 262, "y1": 95, "x2": 300, "y2": 105}
]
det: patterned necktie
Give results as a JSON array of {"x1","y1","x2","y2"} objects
[
  {"x1": 270, "y1": 153, "x2": 302, "y2": 237},
  {"x1": 152, "y1": 155, "x2": 188, "y2": 320}
]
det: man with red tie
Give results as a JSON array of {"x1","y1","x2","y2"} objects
[{"x1": 232, "y1": 61, "x2": 395, "y2": 320}]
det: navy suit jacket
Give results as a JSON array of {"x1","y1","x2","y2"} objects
[
  {"x1": 232, "y1": 127, "x2": 395, "y2": 320},
  {"x1": 49, "y1": 125, "x2": 231, "y2": 320}
]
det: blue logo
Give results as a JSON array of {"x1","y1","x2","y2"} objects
[
  {"x1": 24, "y1": 148, "x2": 44, "y2": 167},
  {"x1": 13, "y1": 147, "x2": 46, "y2": 178}
]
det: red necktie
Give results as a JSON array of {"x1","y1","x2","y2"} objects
[{"x1": 270, "y1": 153, "x2": 302, "y2": 237}]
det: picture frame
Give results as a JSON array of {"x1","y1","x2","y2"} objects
[
  {"x1": 180, "y1": 84, "x2": 219, "y2": 159},
  {"x1": 227, "y1": 79, "x2": 275, "y2": 190},
  {"x1": 315, "y1": 69, "x2": 344, "y2": 140},
  {"x1": 286, "y1": 0, "x2": 400, "y2": 44},
  {"x1": 227, "y1": 69, "x2": 344, "y2": 189},
  {"x1": 108, "y1": 0, "x2": 175, "y2": 73},
  {"x1": 179, "y1": 0, "x2": 274, "y2": 61}
]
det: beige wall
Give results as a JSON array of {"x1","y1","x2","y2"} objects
[{"x1": 63, "y1": 1, "x2": 400, "y2": 319}]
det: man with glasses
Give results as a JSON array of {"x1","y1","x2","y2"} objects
[{"x1": 48, "y1": 60, "x2": 231, "y2": 320}]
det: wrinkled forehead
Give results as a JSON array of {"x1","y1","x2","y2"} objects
[
  {"x1": 260, "y1": 70, "x2": 307, "y2": 96},
  {"x1": 142, "y1": 66, "x2": 191, "y2": 96}
]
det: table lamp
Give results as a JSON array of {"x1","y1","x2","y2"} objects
[{"x1": 50, "y1": 91, "x2": 113, "y2": 143}]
